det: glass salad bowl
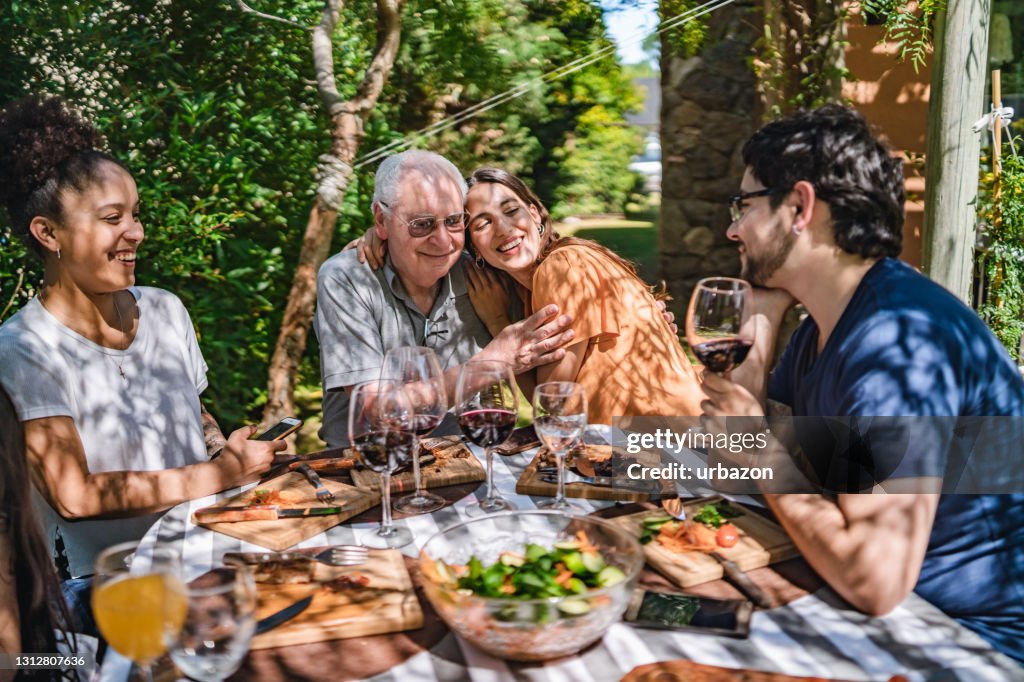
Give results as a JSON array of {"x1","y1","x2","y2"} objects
[{"x1": 418, "y1": 510, "x2": 643, "y2": 661}]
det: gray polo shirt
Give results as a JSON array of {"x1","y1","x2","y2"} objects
[{"x1": 314, "y1": 250, "x2": 491, "y2": 446}]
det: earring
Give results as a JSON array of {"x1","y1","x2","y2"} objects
[
  {"x1": 475, "y1": 254, "x2": 485, "y2": 269},
  {"x1": 56, "y1": 248, "x2": 61, "y2": 260},
  {"x1": 537, "y1": 222, "x2": 545, "y2": 236}
]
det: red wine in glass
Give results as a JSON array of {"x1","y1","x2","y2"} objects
[
  {"x1": 455, "y1": 360, "x2": 519, "y2": 516},
  {"x1": 691, "y1": 338, "x2": 753, "y2": 373},
  {"x1": 352, "y1": 429, "x2": 414, "y2": 473},
  {"x1": 458, "y1": 409, "x2": 517, "y2": 448},
  {"x1": 686, "y1": 277, "x2": 755, "y2": 373},
  {"x1": 410, "y1": 414, "x2": 442, "y2": 437},
  {"x1": 347, "y1": 380, "x2": 414, "y2": 549},
  {"x1": 383, "y1": 346, "x2": 448, "y2": 515}
]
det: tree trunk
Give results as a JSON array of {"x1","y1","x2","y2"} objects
[
  {"x1": 922, "y1": 0, "x2": 991, "y2": 303},
  {"x1": 262, "y1": 0, "x2": 403, "y2": 428}
]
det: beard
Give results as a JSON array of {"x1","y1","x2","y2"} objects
[{"x1": 741, "y1": 223, "x2": 796, "y2": 286}]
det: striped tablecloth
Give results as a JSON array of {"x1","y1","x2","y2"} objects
[{"x1": 103, "y1": 436, "x2": 1022, "y2": 682}]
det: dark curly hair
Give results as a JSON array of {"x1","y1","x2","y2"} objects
[
  {"x1": 0, "y1": 95, "x2": 126, "y2": 257},
  {"x1": 742, "y1": 103, "x2": 905, "y2": 259}
]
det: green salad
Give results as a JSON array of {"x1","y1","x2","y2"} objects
[{"x1": 428, "y1": 534, "x2": 626, "y2": 618}]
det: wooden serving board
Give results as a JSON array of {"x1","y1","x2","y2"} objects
[
  {"x1": 624, "y1": 660, "x2": 896, "y2": 682},
  {"x1": 194, "y1": 473, "x2": 379, "y2": 551},
  {"x1": 250, "y1": 548, "x2": 423, "y2": 650},
  {"x1": 612, "y1": 497, "x2": 799, "y2": 589},
  {"x1": 515, "y1": 444, "x2": 673, "y2": 502},
  {"x1": 349, "y1": 436, "x2": 484, "y2": 493}
]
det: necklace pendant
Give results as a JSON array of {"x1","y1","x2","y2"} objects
[{"x1": 119, "y1": 366, "x2": 127, "y2": 381}]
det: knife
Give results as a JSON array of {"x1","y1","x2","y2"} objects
[
  {"x1": 539, "y1": 471, "x2": 616, "y2": 487},
  {"x1": 194, "y1": 504, "x2": 356, "y2": 524},
  {"x1": 710, "y1": 551, "x2": 774, "y2": 609},
  {"x1": 254, "y1": 595, "x2": 313, "y2": 635}
]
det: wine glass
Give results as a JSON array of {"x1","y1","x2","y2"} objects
[
  {"x1": 92, "y1": 541, "x2": 186, "y2": 682},
  {"x1": 685, "y1": 277, "x2": 755, "y2": 374},
  {"x1": 455, "y1": 360, "x2": 519, "y2": 516},
  {"x1": 349, "y1": 380, "x2": 415, "y2": 548},
  {"x1": 533, "y1": 381, "x2": 587, "y2": 511},
  {"x1": 167, "y1": 563, "x2": 256, "y2": 681},
  {"x1": 382, "y1": 346, "x2": 447, "y2": 514}
]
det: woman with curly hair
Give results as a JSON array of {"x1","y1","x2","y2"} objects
[
  {"x1": 463, "y1": 168, "x2": 704, "y2": 424},
  {"x1": 0, "y1": 96, "x2": 284, "y2": 598}
]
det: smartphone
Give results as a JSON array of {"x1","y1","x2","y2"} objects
[
  {"x1": 494, "y1": 424, "x2": 540, "y2": 455},
  {"x1": 623, "y1": 589, "x2": 752, "y2": 638},
  {"x1": 252, "y1": 417, "x2": 302, "y2": 441}
]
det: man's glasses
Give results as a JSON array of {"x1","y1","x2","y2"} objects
[
  {"x1": 380, "y1": 201, "x2": 469, "y2": 238},
  {"x1": 728, "y1": 188, "x2": 775, "y2": 224}
]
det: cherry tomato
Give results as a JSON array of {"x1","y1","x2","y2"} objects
[{"x1": 716, "y1": 523, "x2": 739, "y2": 548}]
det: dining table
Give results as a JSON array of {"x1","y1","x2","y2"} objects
[{"x1": 99, "y1": 428, "x2": 1023, "y2": 682}]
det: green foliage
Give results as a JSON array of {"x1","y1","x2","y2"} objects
[
  {"x1": 659, "y1": 0, "x2": 706, "y2": 59},
  {"x1": 1, "y1": 0, "x2": 332, "y2": 425},
  {"x1": 977, "y1": 147, "x2": 1024, "y2": 361},
  {"x1": 754, "y1": 2, "x2": 851, "y2": 120},
  {"x1": 858, "y1": 0, "x2": 944, "y2": 73}
]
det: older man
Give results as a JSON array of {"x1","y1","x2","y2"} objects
[
  {"x1": 315, "y1": 150, "x2": 572, "y2": 446},
  {"x1": 701, "y1": 105, "x2": 1024, "y2": 662}
]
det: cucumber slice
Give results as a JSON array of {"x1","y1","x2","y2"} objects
[
  {"x1": 500, "y1": 552, "x2": 525, "y2": 567},
  {"x1": 557, "y1": 598, "x2": 592, "y2": 616},
  {"x1": 525, "y1": 543, "x2": 548, "y2": 563},
  {"x1": 554, "y1": 540, "x2": 581, "y2": 551},
  {"x1": 567, "y1": 577, "x2": 588, "y2": 594},
  {"x1": 642, "y1": 516, "x2": 671, "y2": 528},
  {"x1": 433, "y1": 560, "x2": 454, "y2": 584},
  {"x1": 581, "y1": 551, "x2": 605, "y2": 573},
  {"x1": 563, "y1": 551, "x2": 587, "y2": 574},
  {"x1": 596, "y1": 566, "x2": 626, "y2": 587}
]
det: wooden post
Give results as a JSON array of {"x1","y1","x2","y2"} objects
[
  {"x1": 990, "y1": 69, "x2": 1004, "y2": 309},
  {"x1": 922, "y1": 0, "x2": 992, "y2": 303},
  {"x1": 992, "y1": 69, "x2": 1002, "y2": 205}
]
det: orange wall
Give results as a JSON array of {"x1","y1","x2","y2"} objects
[{"x1": 843, "y1": 18, "x2": 931, "y2": 268}]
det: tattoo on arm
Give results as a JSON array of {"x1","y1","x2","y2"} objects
[{"x1": 200, "y1": 404, "x2": 227, "y2": 457}]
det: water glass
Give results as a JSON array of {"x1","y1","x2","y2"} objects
[{"x1": 167, "y1": 563, "x2": 256, "y2": 682}]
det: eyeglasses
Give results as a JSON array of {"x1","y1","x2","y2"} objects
[
  {"x1": 380, "y1": 201, "x2": 469, "y2": 238},
  {"x1": 728, "y1": 188, "x2": 775, "y2": 224}
]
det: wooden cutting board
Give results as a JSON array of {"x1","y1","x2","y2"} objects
[
  {"x1": 250, "y1": 548, "x2": 423, "y2": 650},
  {"x1": 612, "y1": 497, "x2": 799, "y2": 588},
  {"x1": 194, "y1": 473, "x2": 379, "y2": 551},
  {"x1": 349, "y1": 435, "x2": 485, "y2": 493},
  {"x1": 624, "y1": 660, "x2": 905, "y2": 682},
  {"x1": 516, "y1": 444, "x2": 673, "y2": 501}
]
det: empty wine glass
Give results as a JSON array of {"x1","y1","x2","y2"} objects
[
  {"x1": 167, "y1": 563, "x2": 256, "y2": 682},
  {"x1": 382, "y1": 346, "x2": 447, "y2": 514},
  {"x1": 685, "y1": 277, "x2": 755, "y2": 374},
  {"x1": 533, "y1": 381, "x2": 587, "y2": 511},
  {"x1": 349, "y1": 380, "x2": 415, "y2": 548},
  {"x1": 92, "y1": 541, "x2": 185, "y2": 682},
  {"x1": 455, "y1": 360, "x2": 519, "y2": 516}
]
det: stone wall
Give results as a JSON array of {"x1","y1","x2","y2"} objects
[{"x1": 658, "y1": 0, "x2": 762, "y2": 312}]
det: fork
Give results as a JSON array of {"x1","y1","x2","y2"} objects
[
  {"x1": 224, "y1": 544, "x2": 369, "y2": 568},
  {"x1": 295, "y1": 463, "x2": 336, "y2": 504},
  {"x1": 659, "y1": 497, "x2": 773, "y2": 609}
]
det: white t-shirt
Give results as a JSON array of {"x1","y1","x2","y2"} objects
[{"x1": 0, "y1": 287, "x2": 209, "y2": 578}]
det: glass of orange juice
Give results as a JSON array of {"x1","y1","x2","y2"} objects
[{"x1": 92, "y1": 541, "x2": 186, "y2": 681}]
